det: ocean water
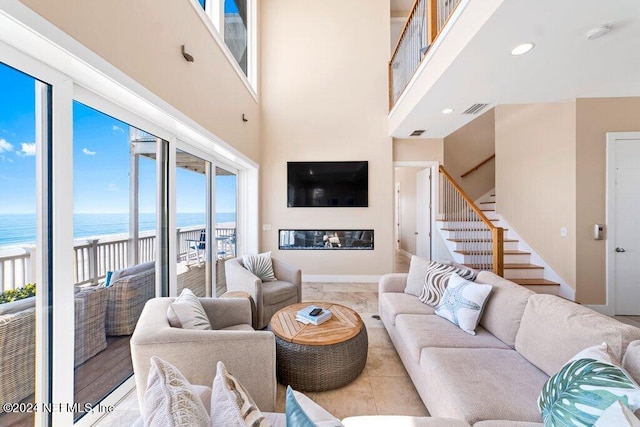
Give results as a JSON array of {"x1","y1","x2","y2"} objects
[{"x1": 0, "y1": 212, "x2": 236, "y2": 248}]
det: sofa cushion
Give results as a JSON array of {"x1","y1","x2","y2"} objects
[
  {"x1": 380, "y1": 292, "x2": 435, "y2": 326},
  {"x1": 167, "y1": 289, "x2": 212, "y2": 330},
  {"x1": 262, "y1": 280, "x2": 300, "y2": 306},
  {"x1": 515, "y1": 294, "x2": 640, "y2": 376},
  {"x1": 624, "y1": 340, "x2": 640, "y2": 384},
  {"x1": 594, "y1": 401, "x2": 640, "y2": 427},
  {"x1": 395, "y1": 314, "x2": 509, "y2": 364},
  {"x1": 111, "y1": 261, "x2": 154, "y2": 284},
  {"x1": 476, "y1": 271, "x2": 534, "y2": 348},
  {"x1": 143, "y1": 356, "x2": 209, "y2": 427},
  {"x1": 538, "y1": 343, "x2": 640, "y2": 426},
  {"x1": 434, "y1": 273, "x2": 492, "y2": 336},
  {"x1": 342, "y1": 416, "x2": 471, "y2": 427},
  {"x1": 473, "y1": 422, "x2": 543, "y2": 427},
  {"x1": 0, "y1": 296, "x2": 35, "y2": 315},
  {"x1": 419, "y1": 348, "x2": 547, "y2": 424},
  {"x1": 285, "y1": 386, "x2": 343, "y2": 427},
  {"x1": 242, "y1": 252, "x2": 277, "y2": 282}
]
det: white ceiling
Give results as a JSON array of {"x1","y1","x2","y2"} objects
[{"x1": 388, "y1": 0, "x2": 640, "y2": 138}]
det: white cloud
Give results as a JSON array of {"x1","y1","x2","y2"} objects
[
  {"x1": 112, "y1": 125, "x2": 124, "y2": 133},
  {"x1": 20, "y1": 143, "x2": 36, "y2": 156},
  {"x1": 106, "y1": 183, "x2": 119, "y2": 192},
  {"x1": 0, "y1": 138, "x2": 13, "y2": 153},
  {"x1": 82, "y1": 148, "x2": 96, "y2": 156}
]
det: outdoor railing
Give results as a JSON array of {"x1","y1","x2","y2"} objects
[
  {"x1": 389, "y1": 0, "x2": 462, "y2": 108},
  {"x1": 0, "y1": 225, "x2": 237, "y2": 292}
]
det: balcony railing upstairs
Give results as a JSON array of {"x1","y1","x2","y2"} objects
[
  {"x1": 439, "y1": 166, "x2": 504, "y2": 276},
  {"x1": 389, "y1": 0, "x2": 462, "y2": 108}
]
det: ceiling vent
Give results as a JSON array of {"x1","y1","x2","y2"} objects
[
  {"x1": 462, "y1": 103, "x2": 490, "y2": 115},
  {"x1": 410, "y1": 129, "x2": 425, "y2": 137}
]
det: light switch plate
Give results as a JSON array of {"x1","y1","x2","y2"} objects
[
  {"x1": 262, "y1": 224, "x2": 272, "y2": 231},
  {"x1": 560, "y1": 227, "x2": 567, "y2": 237}
]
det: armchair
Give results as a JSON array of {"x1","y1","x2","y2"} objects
[
  {"x1": 130, "y1": 297, "x2": 276, "y2": 412},
  {"x1": 225, "y1": 257, "x2": 302, "y2": 329}
]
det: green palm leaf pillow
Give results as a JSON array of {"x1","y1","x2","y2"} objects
[
  {"x1": 539, "y1": 346, "x2": 640, "y2": 427},
  {"x1": 242, "y1": 251, "x2": 277, "y2": 282}
]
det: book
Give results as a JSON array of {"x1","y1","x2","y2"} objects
[{"x1": 296, "y1": 305, "x2": 332, "y2": 325}]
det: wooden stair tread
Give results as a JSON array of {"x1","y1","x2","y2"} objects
[
  {"x1": 480, "y1": 209, "x2": 495, "y2": 212},
  {"x1": 454, "y1": 250, "x2": 530, "y2": 255},
  {"x1": 511, "y1": 279, "x2": 560, "y2": 286},
  {"x1": 503, "y1": 263, "x2": 544, "y2": 269},
  {"x1": 479, "y1": 201, "x2": 494, "y2": 205}
]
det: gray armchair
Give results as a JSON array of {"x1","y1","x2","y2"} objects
[
  {"x1": 130, "y1": 297, "x2": 277, "y2": 412},
  {"x1": 225, "y1": 257, "x2": 302, "y2": 329}
]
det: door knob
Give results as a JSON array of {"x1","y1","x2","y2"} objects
[{"x1": 615, "y1": 247, "x2": 626, "y2": 253}]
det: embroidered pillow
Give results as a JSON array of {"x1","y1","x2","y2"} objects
[
  {"x1": 143, "y1": 356, "x2": 209, "y2": 427},
  {"x1": 242, "y1": 252, "x2": 277, "y2": 282},
  {"x1": 434, "y1": 273, "x2": 492, "y2": 335},
  {"x1": 539, "y1": 343, "x2": 640, "y2": 427},
  {"x1": 211, "y1": 361, "x2": 269, "y2": 427},
  {"x1": 285, "y1": 386, "x2": 343, "y2": 427},
  {"x1": 167, "y1": 288, "x2": 212, "y2": 330}
]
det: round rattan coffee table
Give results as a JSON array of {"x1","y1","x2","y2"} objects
[{"x1": 269, "y1": 302, "x2": 368, "y2": 392}]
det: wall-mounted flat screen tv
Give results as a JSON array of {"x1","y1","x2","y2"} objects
[{"x1": 287, "y1": 161, "x2": 368, "y2": 207}]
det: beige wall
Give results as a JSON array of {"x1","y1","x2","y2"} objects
[
  {"x1": 575, "y1": 97, "x2": 640, "y2": 304},
  {"x1": 259, "y1": 0, "x2": 393, "y2": 275},
  {"x1": 444, "y1": 109, "x2": 495, "y2": 200},
  {"x1": 393, "y1": 138, "x2": 444, "y2": 163},
  {"x1": 495, "y1": 102, "x2": 577, "y2": 291},
  {"x1": 21, "y1": 0, "x2": 261, "y2": 161},
  {"x1": 395, "y1": 167, "x2": 425, "y2": 254}
]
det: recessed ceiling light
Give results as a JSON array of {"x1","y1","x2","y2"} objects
[
  {"x1": 511, "y1": 43, "x2": 535, "y2": 56},
  {"x1": 585, "y1": 25, "x2": 611, "y2": 40},
  {"x1": 442, "y1": 108, "x2": 454, "y2": 114}
]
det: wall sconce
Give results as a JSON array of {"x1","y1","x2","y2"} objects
[{"x1": 181, "y1": 45, "x2": 194, "y2": 62}]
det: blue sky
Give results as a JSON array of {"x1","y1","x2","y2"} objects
[
  {"x1": 0, "y1": 62, "x2": 236, "y2": 216},
  {"x1": 198, "y1": 0, "x2": 240, "y2": 14}
]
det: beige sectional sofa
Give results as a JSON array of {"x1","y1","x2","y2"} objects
[{"x1": 378, "y1": 270, "x2": 640, "y2": 426}]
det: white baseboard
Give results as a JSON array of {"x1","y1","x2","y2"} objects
[
  {"x1": 397, "y1": 249, "x2": 412, "y2": 259},
  {"x1": 584, "y1": 304, "x2": 614, "y2": 316},
  {"x1": 303, "y1": 275, "x2": 382, "y2": 283}
]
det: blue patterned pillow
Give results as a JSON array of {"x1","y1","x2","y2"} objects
[
  {"x1": 539, "y1": 344, "x2": 640, "y2": 427},
  {"x1": 242, "y1": 252, "x2": 277, "y2": 282},
  {"x1": 285, "y1": 386, "x2": 343, "y2": 427},
  {"x1": 434, "y1": 273, "x2": 492, "y2": 335}
]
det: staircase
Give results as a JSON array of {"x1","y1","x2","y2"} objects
[{"x1": 439, "y1": 192, "x2": 560, "y2": 295}]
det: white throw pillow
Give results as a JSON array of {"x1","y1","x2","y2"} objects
[
  {"x1": 211, "y1": 361, "x2": 269, "y2": 427},
  {"x1": 434, "y1": 273, "x2": 492, "y2": 335},
  {"x1": 594, "y1": 400, "x2": 640, "y2": 427},
  {"x1": 143, "y1": 356, "x2": 210, "y2": 427},
  {"x1": 167, "y1": 288, "x2": 212, "y2": 330},
  {"x1": 285, "y1": 386, "x2": 343, "y2": 427},
  {"x1": 242, "y1": 251, "x2": 277, "y2": 282}
]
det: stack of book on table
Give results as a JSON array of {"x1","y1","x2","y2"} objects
[{"x1": 296, "y1": 305, "x2": 332, "y2": 325}]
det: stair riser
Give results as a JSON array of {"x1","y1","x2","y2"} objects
[
  {"x1": 441, "y1": 230, "x2": 493, "y2": 240},
  {"x1": 481, "y1": 211, "x2": 499, "y2": 220},
  {"x1": 504, "y1": 268, "x2": 544, "y2": 280},
  {"x1": 448, "y1": 240, "x2": 519, "y2": 251},
  {"x1": 480, "y1": 202, "x2": 496, "y2": 210},
  {"x1": 439, "y1": 221, "x2": 493, "y2": 229},
  {"x1": 458, "y1": 254, "x2": 531, "y2": 264}
]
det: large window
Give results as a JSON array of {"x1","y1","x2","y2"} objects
[
  {"x1": 224, "y1": 0, "x2": 248, "y2": 76},
  {"x1": 0, "y1": 63, "x2": 50, "y2": 427}
]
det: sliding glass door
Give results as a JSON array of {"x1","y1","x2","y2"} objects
[{"x1": 215, "y1": 165, "x2": 238, "y2": 296}]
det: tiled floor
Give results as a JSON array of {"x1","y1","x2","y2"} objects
[{"x1": 93, "y1": 277, "x2": 427, "y2": 425}]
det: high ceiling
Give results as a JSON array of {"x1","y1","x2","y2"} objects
[{"x1": 388, "y1": 0, "x2": 640, "y2": 138}]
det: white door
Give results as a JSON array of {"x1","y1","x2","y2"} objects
[
  {"x1": 613, "y1": 137, "x2": 640, "y2": 315},
  {"x1": 416, "y1": 168, "x2": 431, "y2": 258},
  {"x1": 395, "y1": 183, "x2": 401, "y2": 251}
]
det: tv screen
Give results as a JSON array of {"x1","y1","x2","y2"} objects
[{"x1": 287, "y1": 161, "x2": 368, "y2": 207}]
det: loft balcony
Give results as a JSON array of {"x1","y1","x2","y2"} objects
[{"x1": 388, "y1": 0, "x2": 640, "y2": 138}]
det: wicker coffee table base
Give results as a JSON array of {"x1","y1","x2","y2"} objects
[{"x1": 272, "y1": 326, "x2": 368, "y2": 392}]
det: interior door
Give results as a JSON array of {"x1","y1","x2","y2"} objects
[
  {"x1": 614, "y1": 138, "x2": 640, "y2": 315},
  {"x1": 416, "y1": 168, "x2": 431, "y2": 258}
]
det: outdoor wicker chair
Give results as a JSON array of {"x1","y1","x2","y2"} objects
[
  {"x1": 105, "y1": 261, "x2": 155, "y2": 336},
  {"x1": 74, "y1": 286, "x2": 108, "y2": 366}
]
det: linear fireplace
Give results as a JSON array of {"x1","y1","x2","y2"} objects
[{"x1": 279, "y1": 230, "x2": 374, "y2": 250}]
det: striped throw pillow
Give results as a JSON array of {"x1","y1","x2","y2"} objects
[
  {"x1": 408, "y1": 258, "x2": 477, "y2": 306},
  {"x1": 242, "y1": 252, "x2": 277, "y2": 282},
  {"x1": 211, "y1": 361, "x2": 269, "y2": 427}
]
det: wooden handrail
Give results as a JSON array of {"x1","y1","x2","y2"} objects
[
  {"x1": 460, "y1": 154, "x2": 495, "y2": 178},
  {"x1": 389, "y1": 0, "x2": 423, "y2": 67},
  {"x1": 439, "y1": 165, "x2": 496, "y2": 230}
]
